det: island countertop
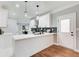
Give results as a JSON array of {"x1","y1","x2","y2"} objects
[{"x1": 13, "y1": 33, "x2": 56, "y2": 40}]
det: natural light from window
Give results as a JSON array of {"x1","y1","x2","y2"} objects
[{"x1": 60, "y1": 19, "x2": 70, "y2": 32}]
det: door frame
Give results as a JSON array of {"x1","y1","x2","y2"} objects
[{"x1": 57, "y1": 12, "x2": 76, "y2": 50}]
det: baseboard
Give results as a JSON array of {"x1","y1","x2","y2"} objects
[
  {"x1": 53, "y1": 43, "x2": 60, "y2": 45},
  {"x1": 30, "y1": 43, "x2": 54, "y2": 57}
]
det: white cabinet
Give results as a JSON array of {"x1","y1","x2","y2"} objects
[
  {"x1": 30, "y1": 19, "x2": 36, "y2": 28},
  {"x1": 7, "y1": 19, "x2": 18, "y2": 34},
  {"x1": 0, "y1": 9, "x2": 8, "y2": 27},
  {"x1": 39, "y1": 13, "x2": 50, "y2": 27},
  {"x1": 0, "y1": 33, "x2": 14, "y2": 57},
  {"x1": 14, "y1": 33, "x2": 54, "y2": 57}
]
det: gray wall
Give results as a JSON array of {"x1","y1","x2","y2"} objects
[{"x1": 52, "y1": 4, "x2": 79, "y2": 50}]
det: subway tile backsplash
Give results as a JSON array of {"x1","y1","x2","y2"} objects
[{"x1": 31, "y1": 27, "x2": 57, "y2": 34}]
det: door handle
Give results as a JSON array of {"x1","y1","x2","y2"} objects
[
  {"x1": 71, "y1": 32, "x2": 73, "y2": 33},
  {"x1": 71, "y1": 32, "x2": 74, "y2": 36}
]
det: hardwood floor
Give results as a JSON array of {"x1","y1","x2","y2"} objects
[{"x1": 31, "y1": 45, "x2": 79, "y2": 57}]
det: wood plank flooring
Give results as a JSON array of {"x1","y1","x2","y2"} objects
[{"x1": 31, "y1": 45, "x2": 79, "y2": 57}]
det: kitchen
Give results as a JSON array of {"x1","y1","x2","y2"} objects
[{"x1": 0, "y1": 1, "x2": 79, "y2": 57}]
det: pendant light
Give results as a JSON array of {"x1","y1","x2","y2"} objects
[
  {"x1": 35, "y1": 4, "x2": 40, "y2": 28},
  {"x1": 24, "y1": 1, "x2": 28, "y2": 17},
  {"x1": 36, "y1": 4, "x2": 40, "y2": 20}
]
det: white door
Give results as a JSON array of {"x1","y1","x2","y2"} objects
[{"x1": 57, "y1": 12, "x2": 76, "y2": 50}]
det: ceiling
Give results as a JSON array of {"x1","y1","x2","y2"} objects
[{"x1": 0, "y1": 1, "x2": 79, "y2": 20}]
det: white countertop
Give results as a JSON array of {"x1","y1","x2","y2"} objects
[{"x1": 13, "y1": 33, "x2": 56, "y2": 40}]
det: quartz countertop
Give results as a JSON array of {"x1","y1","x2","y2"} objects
[{"x1": 13, "y1": 33, "x2": 56, "y2": 40}]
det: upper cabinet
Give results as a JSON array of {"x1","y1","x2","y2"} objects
[
  {"x1": 39, "y1": 13, "x2": 51, "y2": 27},
  {"x1": 30, "y1": 19, "x2": 36, "y2": 28},
  {"x1": 0, "y1": 8, "x2": 8, "y2": 27}
]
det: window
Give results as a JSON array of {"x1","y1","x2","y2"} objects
[{"x1": 60, "y1": 19, "x2": 70, "y2": 32}]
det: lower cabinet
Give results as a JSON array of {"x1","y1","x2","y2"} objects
[{"x1": 14, "y1": 34, "x2": 56, "y2": 57}]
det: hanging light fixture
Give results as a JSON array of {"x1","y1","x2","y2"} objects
[
  {"x1": 36, "y1": 4, "x2": 40, "y2": 20},
  {"x1": 24, "y1": 1, "x2": 28, "y2": 17},
  {"x1": 35, "y1": 4, "x2": 40, "y2": 28}
]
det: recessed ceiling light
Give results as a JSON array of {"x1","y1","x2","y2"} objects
[{"x1": 16, "y1": 4, "x2": 20, "y2": 8}]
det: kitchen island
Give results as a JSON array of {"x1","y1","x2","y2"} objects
[{"x1": 13, "y1": 33, "x2": 57, "y2": 57}]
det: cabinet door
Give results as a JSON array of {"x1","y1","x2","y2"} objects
[
  {"x1": 0, "y1": 9, "x2": 8, "y2": 27},
  {"x1": 39, "y1": 13, "x2": 50, "y2": 27}
]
